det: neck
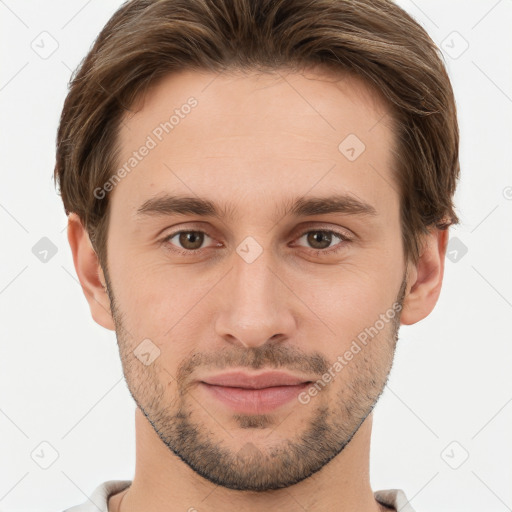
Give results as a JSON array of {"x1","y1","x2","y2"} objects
[{"x1": 110, "y1": 408, "x2": 386, "y2": 512}]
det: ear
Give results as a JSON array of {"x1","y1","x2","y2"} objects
[
  {"x1": 67, "y1": 212, "x2": 115, "y2": 331},
  {"x1": 400, "y1": 227, "x2": 449, "y2": 326}
]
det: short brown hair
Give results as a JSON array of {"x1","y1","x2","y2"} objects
[{"x1": 54, "y1": 0, "x2": 460, "y2": 270}]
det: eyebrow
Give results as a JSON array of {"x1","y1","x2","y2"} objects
[{"x1": 135, "y1": 193, "x2": 377, "y2": 223}]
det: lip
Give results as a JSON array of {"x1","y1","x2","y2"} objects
[
  {"x1": 201, "y1": 370, "x2": 311, "y2": 389},
  {"x1": 199, "y1": 371, "x2": 313, "y2": 414}
]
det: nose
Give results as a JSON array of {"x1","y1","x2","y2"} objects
[{"x1": 214, "y1": 246, "x2": 297, "y2": 349}]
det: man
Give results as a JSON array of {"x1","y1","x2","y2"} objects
[{"x1": 55, "y1": 0, "x2": 460, "y2": 510}]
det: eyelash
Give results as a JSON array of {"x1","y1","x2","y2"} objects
[{"x1": 161, "y1": 227, "x2": 352, "y2": 257}]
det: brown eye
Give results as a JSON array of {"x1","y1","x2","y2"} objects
[
  {"x1": 306, "y1": 231, "x2": 334, "y2": 250},
  {"x1": 295, "y1": 229, "x2": 351, "y2": 256},
  {"x1": 164, "y1": 230, "x2": 213, "y2": 253},
  {"x1": 177, "y1": 231, "x2": 204, "y2": 250}
]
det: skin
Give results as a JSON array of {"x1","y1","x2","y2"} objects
[{"x1": 68, "y1": 67, "x2": 448, "y2": 512}]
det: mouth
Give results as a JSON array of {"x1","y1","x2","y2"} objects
[{"x1": 199, "y1": 371, "x2": 313, "y2": 414}]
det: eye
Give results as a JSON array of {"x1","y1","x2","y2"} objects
[
  {"x1": 162, "y1": 230, "x2": 219, "y2": 255},
  {"x1": 161, "y1": 227, "x2": 352, "y2": 257},
  {"x1": 294, "y1": 229, "x2": 351, "y2": 256}
]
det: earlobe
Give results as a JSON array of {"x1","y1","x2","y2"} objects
[
  {"x1": 400, "y1": 228, "x2": 449, "y2": 326},
  {"x1": 67, "y1": 213, "x2": 115, "y2": 331}
]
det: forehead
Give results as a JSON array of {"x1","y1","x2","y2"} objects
[
  {"x1": 123, "y1": 67, "x2": 393, "y2": 142},
  {"x1": 110, "y1": 67, "x2": 398, "y2": 225}
]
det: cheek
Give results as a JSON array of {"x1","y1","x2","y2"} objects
[
  {"x1": 114, "y1": 263, "x2": 215, "y2": 347},
  {"x1": 304, "y1": 271, "x2": 392, "y2": 343}
]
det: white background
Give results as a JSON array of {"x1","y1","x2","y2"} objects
[{"x1": 0, "y1": 1, "x2": 511, "y2": 511}]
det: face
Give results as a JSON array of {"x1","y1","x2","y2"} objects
[{"x1": 102, "y1": 67, "x2": 408, "y2": 491}]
